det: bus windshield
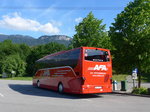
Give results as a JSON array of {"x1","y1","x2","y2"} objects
[{"x1": 84, "y1": 49, "x2": 110, "y2": 62}]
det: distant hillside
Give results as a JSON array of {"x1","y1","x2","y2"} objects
[
  {"x1": 0, "y1": 34, "x2": 72, "y2": 46},
  {"x1": 38, "y1": 35, "x2": 72, "y2": 46}
]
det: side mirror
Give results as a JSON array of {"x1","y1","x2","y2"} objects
[{"x1": 105, "y1": 51, "x2": 108, "y2": 55}]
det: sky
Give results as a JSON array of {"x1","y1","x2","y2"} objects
[{"x1": 0, "y1": 0, "x2": 133, "y2": 38}]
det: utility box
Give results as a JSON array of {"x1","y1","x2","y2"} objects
[
  {"x1": 121, "y1": 80, "x2": 127, "y2": 91},
  {"x1": 113, "y1": 80, "x2": 118, "y2": 91}
]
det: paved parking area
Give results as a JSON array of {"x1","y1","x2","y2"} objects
[{"x1": 0, "y1": 80, "x2": 150, "y2": 112}]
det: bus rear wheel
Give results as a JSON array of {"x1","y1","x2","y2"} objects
[{"x1": 58, "y1": 83, "x2": 64, "y2": 93}]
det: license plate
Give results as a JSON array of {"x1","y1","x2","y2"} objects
[{"x1": 95, "y1": 86, "x2": 102, "y2": 89}]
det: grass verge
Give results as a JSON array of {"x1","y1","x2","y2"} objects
[
  {"x1": 0, "y1": 76, "x2": 32, "y2": 81},
  {"x1": 113, "y1": 74, "x2": 150, "y2": 83},
  {"x1": 112, "y1": 74, "x2": 128, "y2": 82}
]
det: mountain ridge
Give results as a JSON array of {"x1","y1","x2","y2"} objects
[{"x1": 0, "y1": 34, "x2": 72, "y2": 46}]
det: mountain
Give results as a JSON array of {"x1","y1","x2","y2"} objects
[
  {"x1": 0, "y1": 34, "x2": 72, "y2": 46},
  {"x1": 0, "y1": 34, "x2": 9, "y2": 41},
  {"x1": 38, "y1": 35, "x2": 72, "y2": 46}
]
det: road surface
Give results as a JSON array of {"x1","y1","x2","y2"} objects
[{"x1": 0, "y1": 80, "x2": 149, "y2": 112}]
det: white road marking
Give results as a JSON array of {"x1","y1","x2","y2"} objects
[{"x1": 0, "y1": 93, "x2": 4, "y2": 97}]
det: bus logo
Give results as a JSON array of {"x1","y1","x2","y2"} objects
[{"x1": 88, "y1": 65, "x2": 107, "y2": 71}]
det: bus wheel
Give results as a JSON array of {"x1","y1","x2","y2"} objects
[
  {"x1": 37, "y1": 81, "x2": 40, "y2": 88},
  {"x1": 58, "y1": 83, "x2": 64, "y2": 93}
]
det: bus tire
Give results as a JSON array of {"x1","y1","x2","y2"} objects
[
  {"x1": 37, "y1": 80, "x2": 40, "y2": 88},
  {"x1": 58, "y1": 83, "x2": 64, "y2": 93}
]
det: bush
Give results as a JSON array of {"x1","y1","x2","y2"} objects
[
  {"x1": 1, "y1": 54, "x2": 26, "y2": 77},
  {"x1": 132, "y1": 87, "x2": 148, "y2": 95}
]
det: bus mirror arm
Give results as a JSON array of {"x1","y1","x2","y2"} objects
[
  {"x1": 81, "y1": 77, "x2": 86, "y2": 81},
  {"x1": 77, "y1": 77, "x2": 86, "y2": 80},
  {"x1": 81, "y1": 77, "x2": 86, "y2": 85}
]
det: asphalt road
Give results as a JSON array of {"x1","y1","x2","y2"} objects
[{"x1": 0, "y1": 80, "x2": 149, "y2": 112}]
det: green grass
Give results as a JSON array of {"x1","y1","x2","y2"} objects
[
  {"x1": 112, "y1": 74, "x2": 128, "y2": 82},
  {"x1": 113, "y1": 73, "x2": 150, "y2": 82},
  {"x1": 0, "y1": 76, "x2": 32, "y2": 81}
]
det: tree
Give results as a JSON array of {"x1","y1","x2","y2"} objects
[
  {"x1": 1, "y1": 54, "x2": 26, "y2": 77},
  {"x1": 18, "y1": 44, "x2": 31, "y2": 61},
  {"x1": 0, "y1": 40, "x2": 31, "y2": 75},
  {"x1": 0, "y1": 40, "x2": 20, "y2": 73},
  {"x1": 109, "y1": 0, "x2": 150, "y2": 73},
  {"x1": 72, "y1": 12, "x2": 111, "y2": 49}
]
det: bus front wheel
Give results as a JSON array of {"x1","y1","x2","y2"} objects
[{"x1": 58, "y1": 83, "x2": 64, "y2": 93}]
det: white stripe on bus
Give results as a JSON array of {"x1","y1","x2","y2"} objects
[{"x1": 38, "y1": 66, "x2": 77, "y2": 76}]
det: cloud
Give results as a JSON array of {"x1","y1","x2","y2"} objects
[
  {"x1": 75, "y1": 17, "x2": 83, "y2": 23},
  {"x1": 50, "y1": 20, "x2": 62, "y2": 27},
  {"x1": 0, "y1": 12, "x2": 60, "y2": 34}
]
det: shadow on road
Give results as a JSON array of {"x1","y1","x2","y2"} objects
[{"x1": 8, "y1": 84, "x2": 103, "y2": 99}]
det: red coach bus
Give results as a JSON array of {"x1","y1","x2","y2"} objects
[{"x1": 33, "y1": 47, "x2": 112, "y2": 94}]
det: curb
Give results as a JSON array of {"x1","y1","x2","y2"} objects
[{"x1": 112, "y1": 91, "x2": 150, "y2": 98}]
